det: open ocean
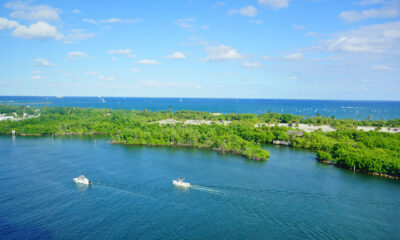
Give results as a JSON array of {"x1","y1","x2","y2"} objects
[{"x1": 0, "y1": 96, "x2": 400, "y2": 120}]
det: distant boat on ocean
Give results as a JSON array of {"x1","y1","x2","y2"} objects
[
  {"x1": 173, "y1": 178, "x2": 190, "y2": 188},
  {"x1": 56, "y1": 95, "x2": 63, "y2": 99},
  {"x1": 73, "y1": 175, "x2": 91, "y2": 185}
]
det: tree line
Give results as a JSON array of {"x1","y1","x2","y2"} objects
[{"x1": 0, "y1": 105, "x2": 399, "y2": 177}]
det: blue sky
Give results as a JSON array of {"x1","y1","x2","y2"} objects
[{"x1": 0, "y1": 0, "x2": 399, "y2": 100}]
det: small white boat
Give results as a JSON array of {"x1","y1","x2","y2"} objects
[
  {"x1": 73, "y1": 175, "x2": 91, "y2": 185},
  {"x1": 173, "y1": 178, "x2": 190, "y2": 188}
]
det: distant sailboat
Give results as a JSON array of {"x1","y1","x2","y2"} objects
[
  {"x1": 180, "y1": 98, "x2": 183, "y2": 102},
  {"x1": 56, "y1": 95, "x2": 63, "y2": 99}
]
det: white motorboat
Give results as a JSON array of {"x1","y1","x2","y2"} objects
[
  {"x1": 173, "y1": 178, "x2": 190, "y2": 188},
  {"x1": 73, "y1": 175, "x2": 91, "y2": 185}
]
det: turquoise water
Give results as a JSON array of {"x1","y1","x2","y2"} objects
[
  {"x1": 1, "y1": 96, "x2": 400, "y2": 120},
  {"x1": 0, "y1": 136, "x2": 399, "y2": 239}
]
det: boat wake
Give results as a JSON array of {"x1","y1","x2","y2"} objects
[
  {"x1": 190, "y1": 185, "x2": 223, "y2": 195},
  {"x1": 91, "y1": 182, "x2": 152, "y2": 200}
]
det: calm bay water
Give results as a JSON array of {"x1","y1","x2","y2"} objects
[
  {"x1": 1, "y1": 96, "x2": 400, "y2": 120},
  {"x1": 0, "y1": 136, "x2": 399, "y2": 239}
]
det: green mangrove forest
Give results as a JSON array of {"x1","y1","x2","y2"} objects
[{"x1": 0, "y1": 105, "x2": 399, "y2": 179}]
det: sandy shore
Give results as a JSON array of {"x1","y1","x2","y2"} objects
[
  {"x1": 151, "y1": 119, "x2": 398, "y2": 133},
  {"x1": 150, "y1": 119, "x2": 231, "y2": 126},
  {"x1": 357, "y1": 126, "x2": 399, "y2": 133},
  {"x1": 256, "y1": 123, "x2": 399, "y2": 133},
  {"x1": 255, "y1": 123, "x2": 335, "y2": 132}
]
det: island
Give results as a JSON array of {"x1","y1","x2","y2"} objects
[{"x1": 0, "y1": 105, "x2": 399, "y2": 179}]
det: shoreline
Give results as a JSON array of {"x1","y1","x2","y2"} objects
[
  {"x1": 316, "y1": 159, "x2": 400, "y2": 180},
  {"x1": 111, "y1": 140, "x2": 267, "y2": 161},
  {"x1": 3, "y1": 132, "x2": 398, "y2": 180},
  {"x1": 1, "y1": 105, "x2": 399, "y2": 180},
  {"x1": 256, "y1": 123, "x2": 399, "y2": 133}
]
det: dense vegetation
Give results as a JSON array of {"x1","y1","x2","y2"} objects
[
  {"x1": 0, "y1": 105, "x2": 399, "y2": 178},
  {"x1": 232, "y1": 125, "x2": 400, "y2": 178}
]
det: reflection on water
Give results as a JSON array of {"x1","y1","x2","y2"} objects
[{"x1": 74, "y1": 183, "x2": 89, "y2": 192}]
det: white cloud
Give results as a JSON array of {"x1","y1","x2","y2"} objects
[
  {"x1": 283, "y1": 52, "x2": 303, "y2": 60},
  {"x1": 242, "y1": 61, "x2": 262, "y2": 68},
  {"x1": 259, "y1": 0, "x2": 290, "y2": 9},
  {"x1": 108, "y1": 49, "x2": 135, "y2": 58},
  {"x1": 293, "y1": 25, "x2": 306, "y2": 30},
  {"x1": 175, "y1": 18, "x2": 195, "y2": 29},
  {"x1": 288, "y1": 76, "x2": 297, "y2": 80},
  {"x1": 108, "y1": 49, "x2": 131, "y2": 55},
  {"x1": 0, "y1": 17, "x2": 19, "y2": 30},
  {"x1": 67, "y1": 51, "x2": 88, "y2": 60},
  {"x1": 5, "y1": 2, "x2": 61, "y2": 22},
  {"x1": 137, "y1": 59, "x2": 159, "y2": 65},
  {"x1": 11, "y1": 21, "x2": 63, "y2": 40},
  {"x1": 98, "y1": 75, "x2": 116, "y2": 81},
  {"x1": 83, "y1": 18, "x2": 98, "y2": 24},
  {"x1": 325, "y1": 21, "x2": 400, "y2": 53},
  {"x1": 372, "y1": 65, "x2": 392, "y2": 71},
  {"x1": 31, "y1": 75, "x2": 43, "y2": 80},
  {"x1": 204, "y1": 44, "x2": 242, "y2": 61},
  {"x1": 340, "y1": 6, "x2": 398, "y2": 23},
  {"x1": 32, "y1": 70, "x2": 40, "y2": 74},
  {"x1": 139, "y1": 81, "x2": 202, "y2": 89},
  {"x1": 99, "y1": 18, "x2": 141, "y2": 23},
  {"x1": 229, "y1": 5, "x2": 258, "y2": 17},
  {"x1": 100, "y1": 18, "x2": 121, "y2": 23},
  {"x1": 131, "y1": 68, "x2": 140, "y2": 72},
  {"x1": 110, "y1": 57, "x2": 118, "y2": 61},
  {"x1": 35, "y1": 58, "x2": 52, "y2": 67},
  {"x1": 165, "y1": 52, "x2": 186, "y2": 59},
  {"x1": 83, "y1": 18, "x2": 140, "y2": 25},
  {"x1": 64, "y1": 73, "x2": 72, "y2": 77}
]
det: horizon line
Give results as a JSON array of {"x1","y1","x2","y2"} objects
[{"x1": 0, "y1": 95, "x2": 400, "y2": 102}]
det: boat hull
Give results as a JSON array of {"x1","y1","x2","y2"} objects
[
  {"x1": 73, "y1": 178, "x2": 90, "y2": 185},
  {"x1": 172, "y1": 180, "x2": 190, "y2": 188}
]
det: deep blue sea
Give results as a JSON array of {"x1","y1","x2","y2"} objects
[
  {"x1": 1, "y1": 96, "x2": 400, "y2": 120},
  {"x1": 0, "y1": 136, "x2": 399, "y2": 240}
]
